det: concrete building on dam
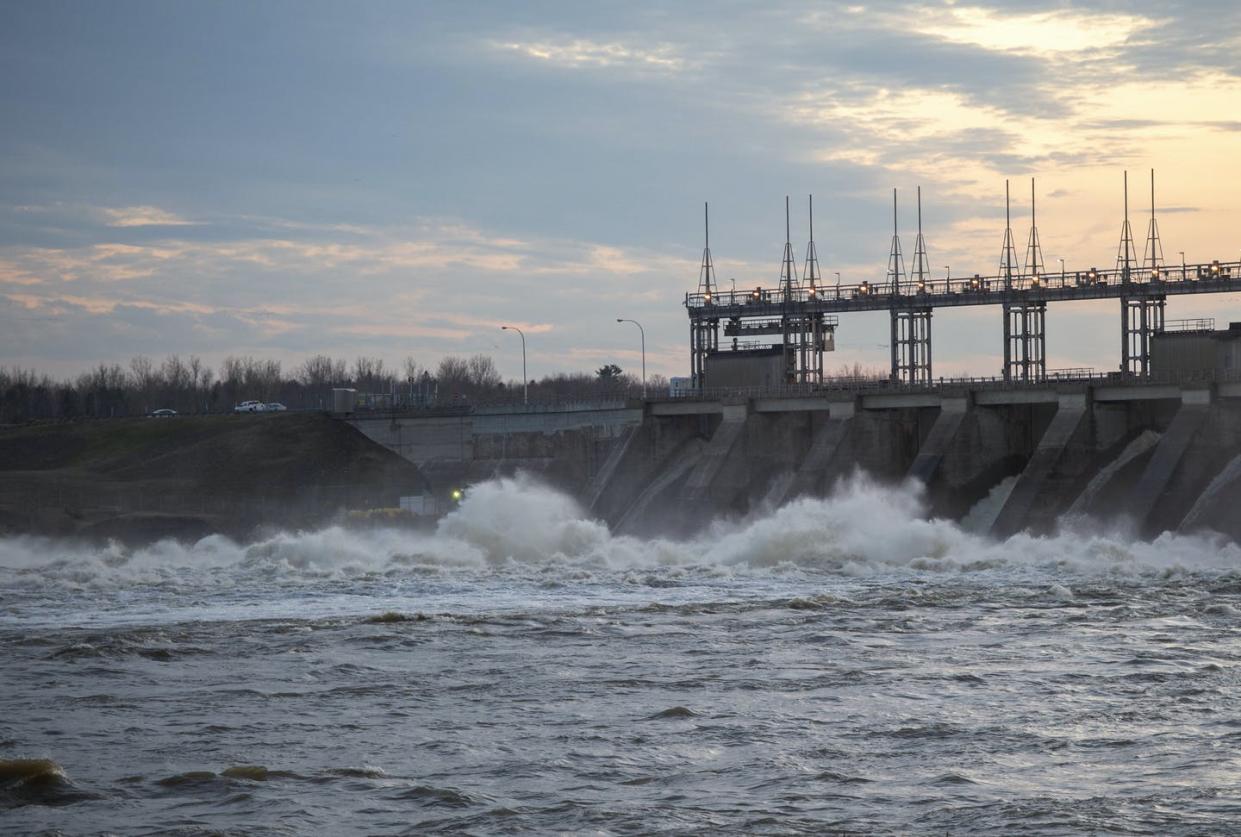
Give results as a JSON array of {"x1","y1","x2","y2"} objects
[{"x1": 343, "y1": 174, "x2": 1241, "y2": 543}]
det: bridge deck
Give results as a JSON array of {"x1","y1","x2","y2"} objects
[{"x1": 686, "y1": 260, "x2": 1241, "y2": 318}]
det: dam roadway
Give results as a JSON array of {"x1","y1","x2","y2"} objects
[{"x1": 344, "y1": 372, "x2": 1241, "y2": 542}]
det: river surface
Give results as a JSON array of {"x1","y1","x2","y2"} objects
[{"x1": 4, "y1": 475, "x2": 1241, "y2": 835}]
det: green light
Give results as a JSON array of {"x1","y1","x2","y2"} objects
[{"x1": 451, "y1": 489, "x2": 463, "y2": 502}]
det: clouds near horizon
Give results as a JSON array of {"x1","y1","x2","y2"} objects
[{"x1": 2, "y1": 1, "x2": 1240, "y2": 380}]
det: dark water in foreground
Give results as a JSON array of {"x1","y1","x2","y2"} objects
[{"x1": 4, "y1": 476, "x2": 1241, "y2": 835}]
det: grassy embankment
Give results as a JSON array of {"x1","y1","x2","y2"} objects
[{"x1": 0, "y1": 413, "x2": 429, "y2": 543}]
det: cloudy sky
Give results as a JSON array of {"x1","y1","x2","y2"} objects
[{"x1": 3, "y1": 1, "x2": 1240, "y2": 382}]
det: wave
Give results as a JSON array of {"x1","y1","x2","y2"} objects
[
  {"x1": 1, "y1": 472, "x2": 1239, "y2": 590},
  {"x1": 0, "y1": 757, "x2": 98, "y2": 808}
]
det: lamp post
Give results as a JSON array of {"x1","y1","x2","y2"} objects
[
  {"x1": 1179, "y1": 251, "x2": 1186, "y2": 281},
  {"x1": 616, "y1": 318, "x2": 646, "y2": 399},
  {"x1": 500, "y1": 325, "x2": 527, "y2": 405},
  {"x1": 834, "y1": 271, "x2": 842, "y2": 299}
]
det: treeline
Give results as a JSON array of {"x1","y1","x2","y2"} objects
[
  {"x1": 0, "y1": 353, "x2": 660, "y2": 424},
  {"x1": 0, "y1": 353, "x2": 884, "y2": 424}
]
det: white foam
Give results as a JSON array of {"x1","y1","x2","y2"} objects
[{"x1": 1, "y1": 471, "x2": 1239, "y2": 591}]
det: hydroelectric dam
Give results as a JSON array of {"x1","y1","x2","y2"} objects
[
  {"x1": 345, "y1": 372, "x2": 1241, "y2": 541},
  {"x1": 346, "y1": 173, "x2": 1241, "y2": 541}
]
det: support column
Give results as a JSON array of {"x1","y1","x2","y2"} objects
[
  {"x1": 691, "y1": 316, "x2": 719, "y2": 389},
  {"x1": 990, "y1": 392, "x2": 1089, "y2": 537},
  {"x1": 1125, "y1": 388, "x2": 1209, "y2": 527},
  {"x1": 1121, "y1": 295, "x2": 1166, "y2": 376},
  {"x1": 1003, "y1": 301, "x2": 1047, "y2": 382},
  {"x1": 890, "y1": 307, "x2": 933, "y2": 385},
  {"x1": 907, "y1": 396, "x2": 969, "y2": 484},
  {"x1": 889, "y1": 310, "x2": 899, "y2": 384}
]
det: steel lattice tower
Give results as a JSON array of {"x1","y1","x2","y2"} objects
[
  {"x1": 690, "y1": 202, "x2": 719, "y2": 388},
  {"x1": 803, "y1": 195, "x2": 820, "y2": 296},
  {"x1": 697, "y1": 202, "x2": 717, "y2": 297},
  {"x1": 911, "y1": 186, "x2": 930, "y2": 290},
  {"x1": 997, "y1": 180, "x2": 1019, "y2": 290},
  {"x1": 779, "y1": 196, "x2": 799, "y2": 302},
  {"x1": 1119, "y1": 170, "x2": 1165, "y2": 375},
  {"x1": 886, "y1": 189, "x2": 906, "y2": 294},
  {"x1": 1024, "y1": 178, "x2": 1045, "y2": 282},
  {"x1": 1002, "y1": 179, "x2": 1045, "y2": 382},
  {"x1": 1143, "y1": 168, "x2": 1165, "y2": 276},
  {"x1": 1116, "y1": 171, "x2": 1138, "y2": 280}
]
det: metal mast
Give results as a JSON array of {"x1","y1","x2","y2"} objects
[
  {"x1": 1003, "y1": 178, "x2": 1044, "y2": 382},
  {"x1": 1116, "y1": 170, "x2": 1137, "y2": 281},
  {"x1": 804, "y1": 195, "x2": 825, "y2": 383},
  {"x1": 892, "y1": 186, "x2": 932, "y2": 385},
  {"x1": 779, "y1": 195, "x2": 799, "y2": 301},
  {"x1": 998, "y1": 179, "x2": 1018, "y2": 290},
  {"x1": 911, "y1": 186, "x2": 930, "y2": 290},
  {"x1": 779, "y1": 196, "x2": 801, "y2": 382},
  {"x1": 697, "y1": 202, "x2": 717, "y2": 297},
  {"x1": 1143, "y1": 168, "x2": 1165, "y2": 276},
  {"x1": 690, "y1": 202, "x2": 719, "y2": 389},
  {"x1": 1120, "y1": 169, "x2": 1164, "y2": 376},
  {"x1": 804, "y1": 195, "x2": 820, "y2": 295},
  {"x1": 1023, "y1": 178, "x2": 1044, "y2": 282},
  {"x1": 886, "y1": 188, "x2": 905, "y2": 294}
]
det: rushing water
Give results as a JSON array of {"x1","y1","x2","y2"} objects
[{"x1": 4, "y1": 474, "x2": 1241, "y2": 835}]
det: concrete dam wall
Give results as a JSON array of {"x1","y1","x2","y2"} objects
[{"x1": 345, "y1": 381, "x2": 1241, "y2": 542}]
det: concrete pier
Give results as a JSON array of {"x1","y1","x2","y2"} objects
[
  {"x1": 681, "y1": 403, "x2": 748, "y2": 505},
  {"x1": 777, "y1": 401, "x2": 856, "y2": 504},
  {"x1": 990, "y1": 393, "x2": 1089, "y2": 538},
  {"x1": 907, "y1": 397, "x2": 969, "y2": 484},
  {"x1": 1125, "y1": 390, "x2": 1211, "y2": 529}
]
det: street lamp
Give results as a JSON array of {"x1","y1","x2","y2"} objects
[
  {"x1": 500, "y1": 325, "x2": 527, "y2": 405},
  {"x1": 616, "y1": 318, "x2": 646, "y2": 399},
  {"x1": 1058, "y1": 258, "x2": 1065, "y2": 285},
  {"x1": 1179, "y1": 251, "x2": 1186, "y2": 281},
  {"x1": 834, "y1": 271, "x2": 842, "y2": 299}
]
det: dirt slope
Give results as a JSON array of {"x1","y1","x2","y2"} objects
[{"x1": 0, "y1": 413, "x2": 429, "y2": 543}]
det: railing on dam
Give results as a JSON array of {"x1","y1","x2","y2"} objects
[
  {"x1": 339, "y1": 368, "x2": 1241, "y2": 418},
  {"x1": 685, "y1": 260, "x2": 1241, "y2": 315},
  {"x1": 652, "y1": 368, "x2": 1239, "y2": 403}
]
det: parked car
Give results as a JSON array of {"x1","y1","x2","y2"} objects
[
  {"x1": 264, "y1": 402, "x2": 287, "y2": 412},
  {"x1": 234, "y1": 400, "x2": 264, "y2": 413},
  {"x1": 151, "y1": 408, "x2": 177, "y2": 418}
]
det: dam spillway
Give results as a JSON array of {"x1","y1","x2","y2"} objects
[{"x1": 345, "y1": 373, "x2": 1241, "y2": 542}]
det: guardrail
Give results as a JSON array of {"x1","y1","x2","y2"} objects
[
  {"x1": 335, "y1": 369, "x2": 1241, "y2": 417},
  {"x1": 686, "y1": 259, "x2": 1241, "y2": 313},
  {"x1": 1164, "y1": 318, "x2": 1217, "y2": 332},
  {"x1": 650, "y1": 369, "x2": 1241, "y2": 403}
]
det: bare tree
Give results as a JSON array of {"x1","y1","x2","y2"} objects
[
  {"x1": 466, "y1": 354, "x2": 501, "y2": 389},
  {"x1": 436, "y1": 356, "x2": 471, "y2": 392},
  {"x1": 298, "y1": 355, "x2": 347, "y2": 387}
]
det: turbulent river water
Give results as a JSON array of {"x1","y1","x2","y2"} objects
[{"x1": 4, "y1": 474, "x2": 1241, "y2": 835}]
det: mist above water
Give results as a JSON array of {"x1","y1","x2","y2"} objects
[{"x1": 2, "y1": 472, "x2": 1236, "y2": 598}]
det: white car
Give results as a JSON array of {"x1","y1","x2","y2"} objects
[
  {"x1": 233, "y1": 400, "x2": 264, "y2": 413},
  {"x1": 264, "y1": 402, "x2": 287, "y2": 412}
]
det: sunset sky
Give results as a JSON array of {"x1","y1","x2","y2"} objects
[{"x1": 3, "y1": 1, "x2": 1240, "y2": 381}]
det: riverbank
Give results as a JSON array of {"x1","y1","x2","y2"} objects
[{"x1": 0, "y1": 413, "x2": 430, "y2": 544}]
